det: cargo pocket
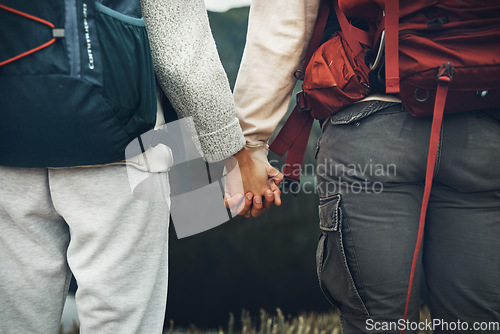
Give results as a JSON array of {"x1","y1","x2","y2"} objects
[
  {"x1": 316, "y1": 194, "x2": 369, "y2": 316},
  {"x1": 94, "y1": 2, "x2": 156, "y2": 136}
]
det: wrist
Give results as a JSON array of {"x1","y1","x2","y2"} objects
[
  {"x1": 224, "y1": 148, "x2": 253, "y2": 172},
  {"x1": 244, "y1": 145, "x2": 269, "y2": 164}
]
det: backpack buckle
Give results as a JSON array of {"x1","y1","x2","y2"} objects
[
  {"x1": 296, "y1": 91, "x2": 312, "y2": 113},
  {"x1": 437, "y1": 62, "x2": 454, "y2": 84}
]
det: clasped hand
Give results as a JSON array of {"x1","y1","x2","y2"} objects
[{"x1": 223, "y1": 148, "x2": 283, "y2": 218}]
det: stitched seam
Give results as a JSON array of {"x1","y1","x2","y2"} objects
[
  {"x1": 434, "y1": 121, "x2": 444, "y2": 176},
  {"x1": 332, "y1": 196, "x2": 339, "y2": 230},
  {"x1": 330, "y1": 101, "x2": 402, "y2": 125},
  {"x1": 343, "y1": 213, "x2": 369, "y2": 316},
  {"x1": 338, "y1": 209, "x2": 370, "y2": 316},
  {"x1": 317, "y1": 234, "x2": 325, "y2": 285},
  {"x1": 330, "y1": 101, "x2": 378, "y2": 124},
  {"x1": 319, "y1": 194, "x2": 341, "y2": 231}
]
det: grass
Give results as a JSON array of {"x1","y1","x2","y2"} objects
[
  {"x1": 165, "y1": 307, "x2": 434, "y2": 334},
  {"x1": 164, "y1": 308, "x2": 341, "y2": 334},
  {"x1": 61, "y1": 307, "x2": 434, "y2": 334}
]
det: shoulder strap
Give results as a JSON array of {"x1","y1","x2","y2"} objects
[
  {"x1": 270, "y1": 0, "x2": 374, "y2": 189},
  {"x1": 333, "y1": 0, "x2": 371, "y2": 54},
  {"x1": 384, "y1": 0, "x2": 400, "y2": 93},
  {"x1": 401, "y1": 63, "x2": 453, "y2": 334},
  {"x1": 302, "y1": 0, "x2": 332, "y2": 73},
  {"x1": 269, "y1": 0, "x2": 331, "y2": 189}
]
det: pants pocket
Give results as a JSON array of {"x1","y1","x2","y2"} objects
[{"x1": 316, "y1": 194, "x2": 369, "y2": 316}]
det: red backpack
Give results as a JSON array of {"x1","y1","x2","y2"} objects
[
  {"x1": 271, "y1": 0, "x2": 500, "y2": 329},
  {"x1": 340, "y1": 0, "x2": 500, "y2": 116},
  {"x1": 271, "y1": 0, "x2": 500, "y2": 182}
]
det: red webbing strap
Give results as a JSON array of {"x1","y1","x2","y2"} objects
[
  {"x1": 384, "y1": 0, "x2": 400, "y2": 93},
  {"x1": 269, "y1": 0, "x2": 330, "y2": 181},
  {"x1": 401, "y1": 64, "x2": 453, "y2": 334},
  {"x1": 0, "y1": 4, "x2": 56, "y2": 67},
  {"x1": 282, "y1": 116, "x2": 315, "y2": 181},
  {"x1": 302, "y1": 0, "x2": 332, "y2": 75},
  {"x1": 333, "y1": 0, "x2": 371, "y2": 54},
  {"x1": 269, "y1": 104, "x2": 313, "y2": 158}
]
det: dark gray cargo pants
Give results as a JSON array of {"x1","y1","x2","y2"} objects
[{"x1": 316, "y1": 101, "x2": 500, "y2": 333}]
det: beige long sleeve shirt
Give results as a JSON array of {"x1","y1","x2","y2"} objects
[{"x1": 234, "y1": 0, "x2": 321, "y2": 163}]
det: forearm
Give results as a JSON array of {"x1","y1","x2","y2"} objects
[
  {"x1": 233, "y1": 0, "x2": 321, "y2": 162},
  {"x1": 141, "y1": 0, "x2": 245, "y2": 162}
]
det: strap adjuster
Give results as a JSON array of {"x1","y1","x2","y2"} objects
[
  {"x1": 437, "y1": 62, "x2": 454, "y2": 84},
  {"x1": 52, "y1": 28, "x2": 65, "y2": 38},
  {"x1": 296, "y1": 91, "x2": 312, "y2": 113}
]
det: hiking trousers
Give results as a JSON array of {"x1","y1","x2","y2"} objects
[
  {"x1": 315, "y1": 101, "x2": 500, "y2": 334},
  {"x1": 0, "y1": 165, "x2": 171, "y2": 334}
]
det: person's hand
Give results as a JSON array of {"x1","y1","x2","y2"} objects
[
  {"x1": 224, "y1": 148, "x2": 283, "y2": 217},
  {"x1": 246, "y1": 159, "x2": 282, "y2": 217},
  {"x1": 229, "y1": 169, "x2": 282, "y2": 218},
  {"x1": 224, "y1": 176, "x2": 282, "y2": 218}
]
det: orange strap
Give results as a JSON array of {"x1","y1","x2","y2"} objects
[
  {"x1": 333, "y1": 0, "x2": 371, "y2": 54},
  {"x1": 269, "y1": 0, "x2": 330, "y2": 183},
  {"x1": 400, "y1": 63, "x2": 454, "y2": 334},
  {"x1": 0, "y1": 4, "x2": 57, "y2": 67},
  {"x1": 384, "y1": 0, "x2": 400, "y2": 93}
]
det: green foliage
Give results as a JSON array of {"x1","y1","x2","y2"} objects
[{"x1": 207, "y1": 7, "x2": 250, "y2": 89}]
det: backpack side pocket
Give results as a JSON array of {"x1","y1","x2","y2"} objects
[{"x1": 94, "y1": 1, "x2": 157, "y2": 134}]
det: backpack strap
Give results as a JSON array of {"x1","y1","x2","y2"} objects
[
  {"x1": 384, "y1": 0, "x2": 400, "y2": 93},
  {"x1": 270, "y1": 0, "x2": 375, "y2": 191},
  {"x1": 401, "y1": 62, "x2": 454, "y2": 334},
  {"x1": 333, "y1": 0, "x2": 371, "y2": 54},
  {"x1": 269, "y1": 0, "x2": 331, "y2": 190},
  {"x1": 0, "y1": 4, "x2": 62, "y2": 67},
  {"x1": 303, "y1": 0, "x2": 331, "y2": 72}
]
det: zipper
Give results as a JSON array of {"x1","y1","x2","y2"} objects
[{"x1": 65, "y1": 0, "x2": 81, "y2": 77}]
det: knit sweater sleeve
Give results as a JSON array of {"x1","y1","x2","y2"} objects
[{"x1": 140, "y1": 0, "x2": 245, "y2": 163}]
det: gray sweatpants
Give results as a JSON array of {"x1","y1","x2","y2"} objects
[{"x1": 0, "y1": 165, "x2": 170, "y2": 334}]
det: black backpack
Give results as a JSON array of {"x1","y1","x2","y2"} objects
[{"x1": 0, "y1": 0, "x2": 157, "y2": 167}]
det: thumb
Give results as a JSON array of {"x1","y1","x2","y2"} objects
[{"x1": 266, "y1": 164, "x2": 283, "y2": 184}]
